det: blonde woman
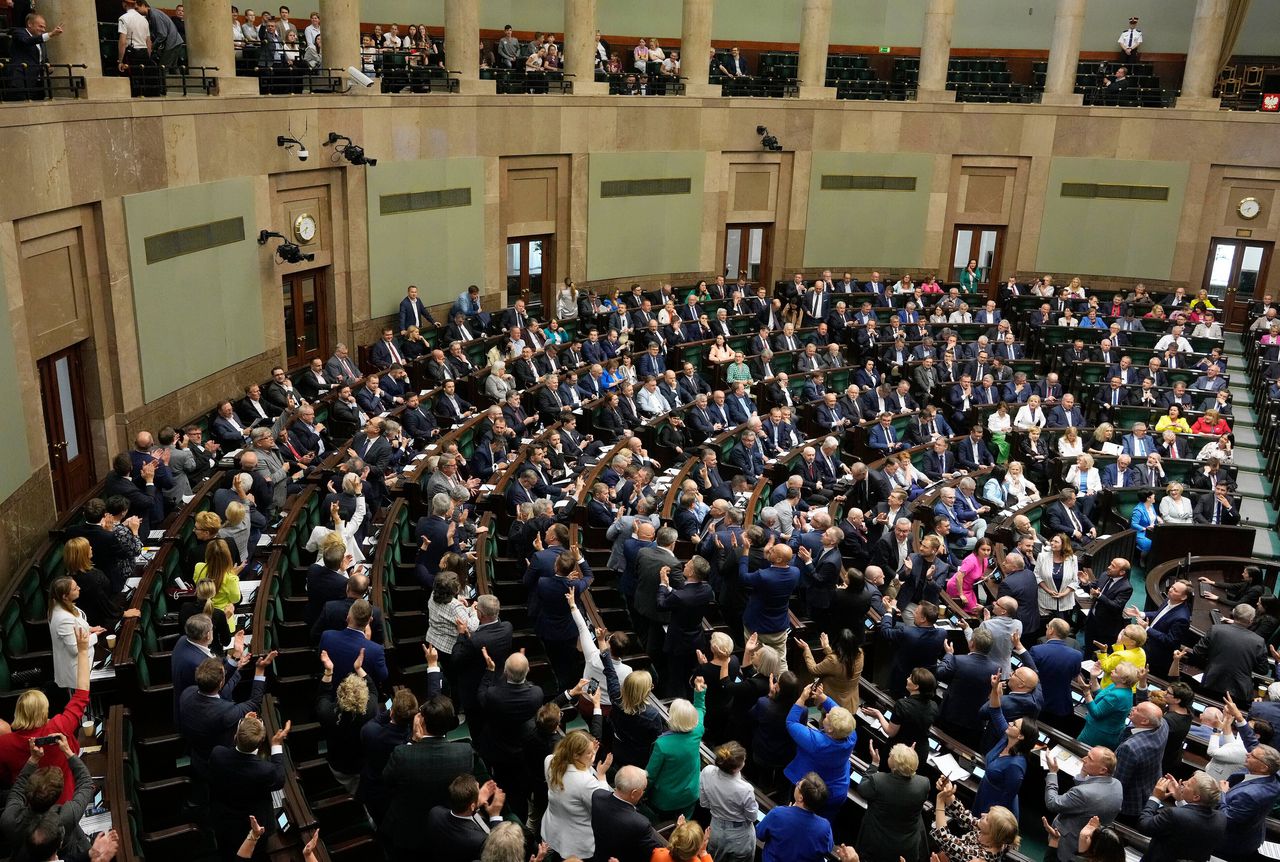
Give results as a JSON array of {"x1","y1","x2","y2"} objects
[
  {"x1": 401, "y1": 325, "x2": 428, "y2": 361},
  {"x1": 652, "y1": 821, "x2": 711, "y2": 862},
  {"x1": 178, "y1": 578, "x2": 232, "y2": 653},
  {"x1": 192, "y1": 537, "x2": 242, "y2": 612},
  {"x1": 1013, "y1": 394, "x2": 1047, "y2": 430},
  {"x1": 64, "y1": 536, "x2": 139, "y2": 631},
  {"x1": 48, "y1": 576, "x2": 102, "y2": 691},
  {"x1": 1079, "y1": 661, "x2": 1137, "y2": 750},
  {"x1": 1159, "y1": 482, "x2": 1193, "y2": 523},
  {"x1": 1001, "y1": 461, "x2": 1040, "y2": 507},
  {"x1": 603, "y1": 659, "x2": 664, "y2": 769},
  {"x1": 785, "y1": 682, "x2": 857, "y2": 819},
  {"x1": 1089, "y1": 423, "x2": 1116, "y2": 455},
  {"x1": 1057, "y1": 426, "x2": 1083, "y2": 458},
  {"x1": 1064, "y1": 454, "x2": 1102, "y2": 520},
  {"x1": 1035, "y1": 533, "x2": 1079, "y2": 620},
  {"x1": 219, "y1": 500, "x2": 250, "y2": 563},
  {"x1": 544, "y1": 730, "x2": 612, "y2": 860},
  {"x1": 930, "y1": 781, "x2": 1020, "y2": 862},
  {"x1": 857, "y1": 743, "x2": 930, "y2": 862},
  {"x1": 317, "y1": 643, "x2": 379, "y2": 793},
  {"x1": 646, "y1": 677, "x2": 708, "y2": 818},
  {"x1": 1097, "y1": 624, "x2": 1147, "y2": 688}
]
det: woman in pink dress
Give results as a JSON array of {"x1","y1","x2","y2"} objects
[{"x1": 946, "y1": 537, "x2": 994, "y2": 613}]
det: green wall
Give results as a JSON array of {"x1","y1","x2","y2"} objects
[
  {"x1": 123, "y1": 178, "x2": 264, "y2": 402},
  {"x1": 356, "y1": 0, "x2": 1278, "y2": 54},
  {"x1": 365, "y1": 157, "x2": 486, "y2": 312},
  {"x1": 804, "y1": 152, "x2": 935, "y2": 270},
  {"x1": 0, "y1": 261, "x2": 32, "y2": 498},
  {"x1": 1035, "y1": 157, "x2": 1190, "y2": 280},
  {"x1": 586, "y1": 152, "x2": 706, "y2": 281}
]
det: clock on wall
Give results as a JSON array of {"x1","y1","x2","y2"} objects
[
  {"x1": 1238, "y1": 197, "x2": 1262, "y2": 220},
  {"x1": 293, "y1": 212, "x2": 318, "y2": 243}
]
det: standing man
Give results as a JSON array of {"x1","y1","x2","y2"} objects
[
  {"x1": 116, "y1": 0, "x2": 153, "y2": 96},
  {"x1": 1044, "y1": 747, "x2": 1123, "y2": 862},
  {"x1": 399, "y1": 284, "x2": 436, "y2": 334},
  {"x1": 1118, "y1": 16, "x2": 1142, "y2": 62},
  {"x1": 8, "y1": 14, "x2": 63, "y2": 99},
  {"x1": 138, "y1": 0, "x2": 183, "y2": 72}
]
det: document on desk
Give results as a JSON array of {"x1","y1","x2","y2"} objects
[
  {"x1": 80, "y1": 810, "x2": 113, "y2": 835},
  {"x1": 927, "y1": 752, "x2": 970, "y2": 782}
]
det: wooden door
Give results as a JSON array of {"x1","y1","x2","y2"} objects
[
  {"x1": 723, "y1": 224, "x2": 772, "y2": 286},
  {"x1": 950, "y1": 225, "x2": 1005, "y2": 298},
  {"x1": 1203, "y1": 239, "x2": 1273, "y2": 330},
  {"x1": 505, "y1": 235, "x2": 554, "y2": 318},
  {"x1": 38, "y1": 344, "x2": 95, "y2": 512},
  {"x1": 282, "y1": 269, "x2": 329, "y2": 369}
]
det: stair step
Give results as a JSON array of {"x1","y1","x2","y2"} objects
[{"x1": 1254, "y1": 529, "x2": 1280, "y2": 560}]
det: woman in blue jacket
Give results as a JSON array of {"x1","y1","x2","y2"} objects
[
  {"x1": 784, "y1": 682, "x2": 855, "y2": 822},
  {"x1": 1130, "y1": 489, "x2": 1161, "y2": 556},
  {"x1": 973, "y1": 672, "x2": 1038, "y2": 817}
]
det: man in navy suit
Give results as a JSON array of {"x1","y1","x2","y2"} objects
[
  {"x1": 1034, "y1": 372, "x2": 1063, "y2": 405},
  {"x1": 955, "y1": 426, "x2": 994, "y2": 472},
  {"x1": 1217, "y1": 745, "x2": 1280, "y2": 861},
  {"x1": 878, "y1": 600, "x2": 948, "y2": 696},
  {"x1": 725, "y1": 383, "x2": 757, "y2": 425},
  {"x1": 867, "y1": 411, "x2": 907, "y2": 453},
  {"x1": 318, "y1": 599, "x2": 389, "y2": 692},
  {"x1": 1084, "y1": 557, "x2": 1133, "y2": 648},
  {"x1": 398, "y1": 285, "x2": 436, "y2": 333},
  {"x1": 586, "y1": 483, "x2": 616, "y2": 529},
  {"x1": 370, "y1": 327, "x2": 408, "y2": 369},
  {"x1": 208, "y1": 713, "x2": 288, "y2": 856},
  {"x1": 1044, "y1": 487, "x2": 1096, "y2": 544},
  {"x1": 312, "y1": 573, "x2": 385, "y2": 646},
  {"x1": 1121, "y1": 422, "x2": 1157, "y2": 458},
  {"x1": 1046, "y1": 393, "x2": 1085, "y2": 428},
  {"x1": 433, "y1": 381, "x2": 474, "y2": 425},
  {"x1": 1023, "y1": 618, "x2": 1084, "y2": 720},
  {"x1": 171, "y1": 615, "x2": 247, "y2": 723},
  {"x1": 993, "y1": 551, "x2": 1041, "y2": 640},
  {"x1": 306, "y1": 542, "x2": 349, "y2": 628},
  {"x1": 637, "y1": 343, "x2": 666, "y2": 379},
  {"x1": 178, "y1": 652, "x2": 272, "y2": 775},
  {"x1": 1096, "y1": 376, "x2": 1131, "y2": 419},
  {"x1": 673, "y1": 491, "x2": 703, "y2": 541},
  {"x1": 727, "y1": 430, "x2": 766, "y2": 484},
  {"x1": 1125, "y1": 580, "x2": 1192, "y2": 678},
  {"x1": 1100, "y1": 453, "x2": 1139, "y2": 489},
  {"x1": 740, "y1": 536, "x2": 803, "y2": 671},
  {"x1": 936, "y1": 626, "x2": 1000, "y2": 747}
]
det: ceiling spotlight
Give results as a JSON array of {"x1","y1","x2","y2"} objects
[
  {"x1": 258, "y1": 230, "x2": 315, "y2": 264},
  {"x1": 325, "y1": 132, "x2": 377, "y2": 167},
  {"x1": 756, "y1": 125, "x2": 783, "y2": 152},
  {"x1": 276, "y1": 134, "x2": 309, "y2": 161}
]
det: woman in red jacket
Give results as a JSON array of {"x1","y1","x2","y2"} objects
[
  {"x1": 0, "y1": 626, "x2": 91, "y2": 804},
  {"x1": 1190, "y1": 408, "x2": 1231, "y2": 436}
]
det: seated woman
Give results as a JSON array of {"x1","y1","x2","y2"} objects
[
  {"x1": 1130, "y1": 490, "x2": 1161, "y2": 555},
  {"x1": 1155, "y1": 404, "x2": 1191, "y2": 434},
  {"x1": 930, "y1": 778, "x2": 1020, "y2": 862},
  {"x1": 1057, "y1": 426, "x2": 1083, "y2": 458},
  {"x1": 486, "y1": 361, "x2": 516, "y2": 405},
  {"x1": 1079, "y1": 661, "x2": 1137, "y2": 750},
  {"x1": 725, "y1": 352, "x2": 753, "y2": 386},
  {"x1": 401, "y1": 325, "x2": 428, "y2": 361},
  {"x1": 1191, "y1": 408, "x2": 1231, "y2": 436},
  {"x1": 974, "y1": 672, "x2": 1038, "y2": 816},
  {"x1": 1089, "y1": 422, "x2": 1117, "y2": 455},
  {"x1": 1159, "y1": 482, "x2": 1194, "y2": 524},
  {"x1": 708, "y1": 335, "x2": 735, "y2": 364},
  {"x1": 543, "y1": 319, "x2": 569, "y2": 345},
  {"x1": 178, "y1": 578, "x2": 234, "y2": 655},
  {"x1": 1001, "y1": 461, "x2": 1041, "y2": 507},
  {"x1": 785, "y1": 682, "x2": 856, "y2": 823}
]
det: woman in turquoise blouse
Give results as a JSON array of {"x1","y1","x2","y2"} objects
[
  {"x1": 1077, "y1": 661, "x2": 1137, "y2": 749},
  {"x1": 646, "y1": 679, "x2": 707, "y2": 818}
]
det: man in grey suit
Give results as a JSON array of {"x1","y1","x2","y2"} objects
[
  {"x1": 325, "y1": 343, "x2": 363, "y2": 387},
  {"x1": 1045, "y1": 746, "x2": 1123, "y2": 861},
  {"x1": 1185, "y1": 603, "x2": 1271, "y2": 706},
  {"x1": 605, "y1": 499, "x2": 660, "y2": 572}
]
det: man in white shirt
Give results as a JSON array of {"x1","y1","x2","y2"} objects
[
  {"x1": 1154, "y1": 324, "x2": 1193, "y2": 354},
  {"x1": 301, "y1": 11, "x2": 319, "y2": 47},
  {"x1": 116, "y1": 0, "x2": 152, "y2": 90},
  {"x1": 1118, "y1": 16, "x2": 1142, "y2": 60}
]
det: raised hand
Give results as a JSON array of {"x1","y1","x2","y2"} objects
[
  {"x1": 271, "y1": 719, "x2": 292, "y2": 746},
  {"x1": 482, "y1": 646, "x2": 496, "y2": 672},
  {"x1": 692, "y1": 676, "x2": 707, "y2": 693},
  {"x1": 319, "y1": 650, "x2": 334, "y2": 673},
  {"x1": 353, "y1": 647, "x2": 366, "y2": 673}
]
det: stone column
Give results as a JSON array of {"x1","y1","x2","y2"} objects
[
  {"x1": 916, "y1": 0, "x2": 955, "y2": 102},
  {"x1": 1180, "y1": 0, "x2": 1229, "y2": 109},
  {"x1": 680, "y1": 0, "x2": 715, "y2": 97},
  {"x1": 564, "y1": 0, "x2": 606, "y2": 94},
  {"x1": 444, "y1": 0, "x2": 493, "y2": 94},
  {"x1": 39, "y1": 0, "x2": 130, "y2": 97},
  {"x1": 186, "y1": 0, "x2": 257, "y2": 94},
  {"x1": 1042, "y1": 0, "x2": 1086, "y2": 105},
  {"x1": 797, "y1": 0, "x2": 834, "y2": 99},
  {"x1": 319, "y1": 0, "x2": 360, "y2": 88}
]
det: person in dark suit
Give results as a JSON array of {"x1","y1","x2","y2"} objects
[
  {"x1": 305, "y1": 542, "x2": 348, "y2": 628},
  {"x1": 1023, "y1": 618, "x2": 1084, "y2": 720},
  {"x1": 171, "y1": 615, "x2": 246, "y2": 721},
  {"x1": 1193, "y1": 485, "x2": 1241, "y2": 525},
  {"x1": 673, "y1": 492, "x2": 702, "y2": 542},
  {"x1": 1125, "y1": 580, "x2": 1192, "y2": 679},
  {"x1": 1217, "y1": 743, "x2": 1280, "y2": 861},
  {"x1": 178, "y1": 653, "x2": 272, "y2": 776},
  {"x1": 104, "y1": 453, "x2": 162, "y2": 534},
  {"x1": 727, "y1": 431, "x2": 766, "y2": 484},
  {"x1": 433, "y1": 381, "x2": 475, "y2": 425},
  {"x1": 1043, "y1": 488, "x2": 1096, "y2": 544},
  {"x1": 1186, "y1": 604, "x2": 1270, "y2": 705},
  {"x1": 992, "y1": 551, "x2": 1041, "y2": 641},
  {"x1": 380, "y1": 692, "x2": 485, "y2": 858},
  {"x1": 1139, "y1": 772, "x2": 1227, "y2": 862},
  {"x1": 476, "y1": 652, "x2": 544, "y2": 820},
  {"x1": 591, "y1": 767, "x2": 664, "y2": 862},
  {"x1": 935, "y1": 627, "x2": 1000, "y2": 747},
  {"x1": 8, "y1": 14, "x2": 61, "y2": 99},
  {"x1": 398, "y1": 285, "x2": 435, "y2": 333},
  {"x1": 317, "y1": 600, "x2": 389, "y2": 692},
  {"x1": 426, "y1": 775, "x2": 508, "y2": 862},
  {"x1": 311, "y1": 573, "x2": 385, "y2": 646},
  {"x1": 657, "y1": 556, "x2": 715, "y2": 696},
  {"x1": 450, "y1": 595, "x2": 513, "y2": 730},
  {"x1": 1083, "y1": 557, "x2": 1133, "y2": 648},
  {"x1": 955, "y1": 427, "x2": 994, "y2": 472},
  {"x1": 878, "y1": 601, "x2": 947, "y2": 696},
  {"x1": 208, "y1": 714, "x2": 287, "y2": 860}
]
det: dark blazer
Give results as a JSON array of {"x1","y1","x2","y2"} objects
[
  {"x1": 208, "y1": 745, "x2": 285, "y2": 847},
  {"x1": 312, "y1": 597, "x2": 385, "y2": 646},
  {"x1": 305, "y1": 564, "x2": 348, "y2": 628},
  {"x1": 591, "y1": 789, "x2": 664, "y2": 862},
  {"x1": 1024, "y1": 638, "x2": 1085, "y2": 718},
  {"x1": 1043, "y1": 501, "x2": 1094, "y2": 539},
  {"x1": 1138, "y1": 799, "x2": 1226, "y2": 862},
  {"x1": 451, "y1": 621, "x2": 514, "y2": 718},
  {"x1": 1085, "y1": 574, "x2": 1133, "y2": 648},
  {"x1": 1193, "y1": 493, "x2": 1241, "y2": 525},
  {"x1": 380, "y1": 737, "x2": 484, "y2": 853},
  {"x1": 856, "y1": 770, "x2": 930, "y2": 862},
  {"x1": 424, "y1": 806, "x2": 495, "y2": 862},
  {"x1": 1189, "y1": 621, "x2": 1269, "y2": 704},
  {"x1": 178, "y1": 677, "x2": 266, "y2": 763},
  {"x1": 878, "y1": 614, "x2": 947, "y2": 696},
  {"x1": 476, "y1": 670, "x2": 545, "y2": 765},
  {"x1": 318, "y1": 627, "x2": 389, "y2": 689},
  {"x1": 1143, "y1": 601, "x2": 1193, "y2": 679},
  {"x1": 936, "y1": 651, "x2": 1000, "y2": 730},
  {"x1": 171, "y1": 637, "x2": 238, "y2": 721},
  {"x1": 656, "y1": 581, "x2": 714, "y2": 655}
]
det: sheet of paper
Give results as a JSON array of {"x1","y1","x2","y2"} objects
[
  {"x1": 257, "y1": 534, "x2": 273, "y2": 547},
  {"x1": 1042, "y1": 745, "x2": 1084, "y2": 777},
  {"x1": 80, "y1": 811, "x2": 113, "y2": 834},
  {"x1": 125, "y1": 578, "x2": 141, "y2": 591},
  {"x1": 148, "y1": 530, "x2": 165, "y2": 540},
  {"x1": 927, "y1": 752, "x2": 970, "y2": 782}
]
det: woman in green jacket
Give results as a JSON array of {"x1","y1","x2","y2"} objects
[
  {"x1": 645, "y1": 677, "x2": 707, "y2": 818},
  {"x1": 1077, "y1": 661, "x2": 1137, "y2": 750},
  {"x1": 960, "y1": 259, "x2": 980, "y2": 294}
]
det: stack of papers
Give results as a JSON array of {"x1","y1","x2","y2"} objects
[
  {"x1": 1041, "y1": 745, "x2": 1084, "y2": 777},
  {"x1": 80, "y1": 810, "x2": 113, "y2": 834},
  {"x1": 239, "y1": 581, "x2": 261, "y2": 605}
]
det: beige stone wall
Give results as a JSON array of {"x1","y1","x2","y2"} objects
[{"x1": 1, "y1": 93, "x2": 1279, "y2": 583}]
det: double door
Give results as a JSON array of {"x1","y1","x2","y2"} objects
[
  {"x1": 950, "y1": 225, "x2": 1005, "y2": 296},
  {"x1": 506, "y1": 235, "x2": 553, "y2": 318},
  {"x1": 724, "y1": 224, "x2": 772, "y2": 285},
  {"x1": 1203, "y1": 239, "x2": 1273, "y2": 330}
]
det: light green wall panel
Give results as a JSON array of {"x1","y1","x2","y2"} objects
[
  {"x1": 124, "y1": 178, "x2": 263, "y2": 402},
  {"x1": 587, "y1": 152, "x2": 705, "y2": 281},
  {"x1": 1035, "y1": 157, "x2": 1189, "y2": 280},
  {"x1": 0, "y1": 261, "x2": 31, "y2": 498},
  {"x1": 804, "y1": 152, "x2": 934, "y2": 269},
  {"x1": 365, "y1": 157, "x2": 486, "y2": 313}
]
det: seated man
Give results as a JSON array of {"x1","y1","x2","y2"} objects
[{"x1": 955, "y1": 426, "x2": 995, "y2": 472}]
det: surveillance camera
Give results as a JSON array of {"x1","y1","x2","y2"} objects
[
  {"x1": 276, "y1": 242, "x2": 316, "y2": 264},
  {"x1": 347, "y1": 66, "x2": 375, "y2": 88},
  {"x1": 756, "y1": 125, "x2": 768, "y2": 135},
  {"x1": 297, "y1": 148, "x2": 309, "y2": 161}
]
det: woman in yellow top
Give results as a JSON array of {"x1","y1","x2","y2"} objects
[
  {"x1": 796, "y1": 629, "x2": 863, "y2": 712},
  {"x1": 192, "y1": 538, "x2": 243, "y2": 612},
  {"x1": 1190, "y1": 288, "x2": 1219, "y2": 312},
  {"x1": 1096, "y1": 623, "x2": 1147, "y2": 688},
  {"x1": 1154, "y1": 404, "x2": 1191, "y2": 435}
]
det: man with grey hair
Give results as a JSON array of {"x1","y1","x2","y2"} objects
[
  {"x1": 977, "y1": 596, "x2": 1023, "y2": 678},
  {"x1": 171, "y1": 611, "x2": 247, "y2": 721},
  {"x1": 1044, "y1": 746, "x2": 1122, "y2": 861},
  {"x1": 1183, "y1": 601, "x2": 1270, "y2": 705},
  {"x1": 591, "y1": 765, "x2": 663, "y2": 862},
  {"x1": 635, "y1": 527, "x2": 681, "y2": 658},
  {"x1": 606, "y1": 497, "x2": 660, "y2": 573},
  {"x1": 250, "y1": 427, "x2": 290, "y2": 513},
  {"x1": 1141, "y1": 770, "x2": 1226, "y2": 862},
  {"x1": 1218, "y1": 743, "x2": 1280, "y2": 860},
  {"x1": 414, "y1": 492, "x2": 459, "y2": 589}
]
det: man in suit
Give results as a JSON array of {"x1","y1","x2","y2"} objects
[
  {"x1": 1025, "y1": 618, "x2": 1084, "y2": 721},
  {"x1": 476, "y1": 652, "x2": 543, "y2": 817},
  {"x1": 305, "y1": 542, "x2": 348, "y2": 628},
  {"x1": 740, "y1": 536, "x2": 802, "y2": 672},
  {"x1": 433, "y1": 380, "x2": 474, "y2": 425},
  {"x1": 1100, "y1": 453, "x2": 1139, "y2": 490},
  {"x1": 8, "y1": 14, "x2": 63, "y2": 98},
  {"x1": 877, "y1": 600, "x2": 947, "y2": 696},
  {"x1": 171, "y1": 614, "x2": 246, "y2": 720},
  {"x1": 451, "y1": 594, "x2": 512, "y2": 728},
  {"x1": 325, "y1": 343, "x2": 363, "y2": 388},
  {"x1": 1217, "y1": 745, "x2": 1280, "y2": 861},
  {"x1": 1044, "y1": 487, "x2": 1095, "y2": 544},
  {"x1": 1139, "y1": 772, "x2": 1226, "y2": 862},
  {"x1": 1114, "y1": 701, "x2": 1172, "y2": 820},
  {"x1": 398, "y1": 284, "x2": 435, "y2": 333},
  {"x1": 1185, "y1": 603, "x2": 1269, "y2": 705},
  {"x1": 1124, "y1": 580, "x2": 1192, "y2": 681},
  {"x1": 633, "y1": 528, "x2": 682, "y2": 658},
  {"x1": 178, "y1": 653, "x2": 272, "y2": 776},
  {"x1": 380, "y1": 692, "x2": 485, "y2": 857},
  {"x1": 426, "y1": 775, "x2": 507, "y2": 862},
  {"x1": 955, "y1": 426, "x2": 994, "y2": 472},
  {"x1": 295, "y1": 357, "x2": 332, "y2": 402},
  {"x1": 317, "y1": 599, "x2": 389, "y2": 692},
  {"x1": 1121, "y1": 422, "x2": 1157, "y2": 458},
  {"x1": 1046, "y1": 393, "x2": 1085, "y2": 428},
  {"x1": 936, "y1": 626, "x2": 1000, "y2": 747},
  {"x1": 1044, "y1": 746, "x2": 1124, "y2": 862},
  {"x1": 103, "y1": 452, "x2": 162, "y2": 534},
  {"x1": 311, "y1": 572, "x2": 385, "y2": 646},
  {"x1": 1193, "y1": 484, "x2": 1240, "y2": 525},
  {"x1": 211, "y1": 399, "x2": 253, "y2": 449},
  {"x1": 370, "y1": 327, "x2": 407, "y2": 369},
  {"x1": 208, "y1": 713, "x2": 288, "y2": 858},
  {"x1": 657, "y1": 555, "x2": 715, "y2": 695},
  {"x1": 867, "y1": 411, "x2": 907, "y2": 454},
  {"x1": 727, "y1": 431, "x2": 766, "y2": 485},
  {"x1": 1084, "y1": 557, "x2": 1133, "y2": 648},
  {"x1": 592, "y1": 767, "x2": 664, "y2": 862},
  {"x1": 993, "y1": 551, "x2": 1041, "y2": 641}
]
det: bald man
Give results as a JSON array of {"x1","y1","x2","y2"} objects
[
  {"x1": 741, "y1": 533, "x2": 802, "y2": 672},
  {"x1": 978, "y1": 596, "x2": 1023, "y2": 678},
  {"x1": 477, "y1": 651, "x2": 544, "y2": 821},
  {"x1": 1115, "y1": 701, "x2": 1171, "y2": 821}
]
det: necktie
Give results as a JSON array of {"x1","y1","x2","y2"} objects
[
  {"x1": 1214, "y1": 501, "x2": 1221, "y2": 524},
  {"x1": 1113, "y1": 390, "x2": 1119, "y2": 406},
  {"x1": 1169, "y1": 442, "x2": 1177, "y2": 459},
  {"x1": 1067, "y1": 507, "x2": 1080, "y2": 532},
  {"x1": 442, "y1": 363, "x2": 453, "y2": 380}
]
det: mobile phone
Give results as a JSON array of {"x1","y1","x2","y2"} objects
[
  {"x1": 586, "y1": 680, "x2": 599, "y2": 696},
  {"x1": 32, "y1": 735, "x2": 59, "y2": 746},
  {"x1": 277, "y1": 812, "x2": 290, "y2": 832},
  {"x1": 972, "y1": 766, "x2": 986, "y2": 779},
  {"x1": 863, "y1": 617, "x2": 874, "y2": 630}
]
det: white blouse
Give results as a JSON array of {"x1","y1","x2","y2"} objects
[
  {"x1": 1013, "y1": 405, "x2": 1046, "y2": 429},
  {"x1": 987, "y1": 412, "x2": 1012, "y2": 434},
  {"x1": 1057, "y1": 436, "x2": 1083, "y2": 458},
  {"x1": 50, "y1": 605, "x2": 95, "y2": 690},
  {"x1": 543, "y1": 761, "x2": 611, "y2": 859}
]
